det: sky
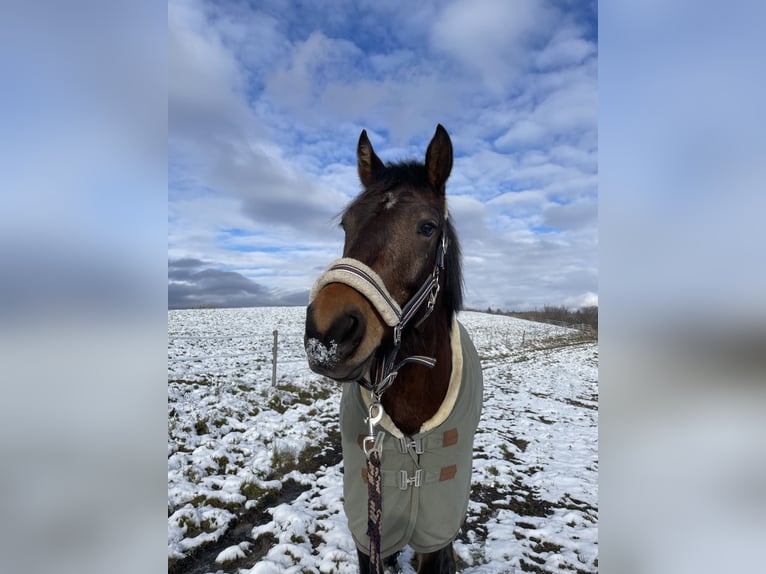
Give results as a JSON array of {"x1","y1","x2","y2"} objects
[{"x1": 168, "y1": 0, "x2": 598, "y2": 311}]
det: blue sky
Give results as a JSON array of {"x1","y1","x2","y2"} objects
[{"x1": 168, "y1": 0, "x2": 598, "y2": 310}]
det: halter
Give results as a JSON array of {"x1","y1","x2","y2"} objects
[{"x1": 309, "y1": 232, "x2": 448, "y2": 397}]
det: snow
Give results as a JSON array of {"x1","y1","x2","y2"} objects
[
  {"x1": 217, "y1": 542, "x2": 252, "y2": 564},
  {"x1": 305, "y1": 337, "x2": 339, "y2": 369},
  {"x1": 168, "y1": 307, "x2": 598, "y2": 573}
]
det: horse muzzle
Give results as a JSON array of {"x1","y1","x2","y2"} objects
[{"x1": 304, "y1": 283, "x2": 387, "y2": 382}]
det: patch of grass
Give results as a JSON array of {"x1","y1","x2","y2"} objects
[
  {"x1": 184, "y1": 466, "x2": 204, "y2": 482},
  {"x1": 189, "y1": 494, "x2": 239, "y2": 511},
  {"x1": 519, "y1": 557, "x2": 547, "y2": 572},
  {"x1": 268, "y1": 395, "x2": 287, "y2": 414},
  {"x1": 332, "y1": 559, "x2": 350, "y2": 569},
  {"x1": 471, "y1": 477, "x2": 554, "y2": 520},
  {"x1": 468, "y1": 475, "x2": 553, "y2": 551},
  {"x1": 286, "y1": 548, "x2": 301, "y2": 565},
  {"x1": 168, "y1": 378, "x2": 206, "y2": 386},
  {"x1": 558, "y1": 494, "x2": 598, "y2": 523},
  {"x1": 308, "y1": 532, "x2": 323, "y2": 550},
  {"x1": 528, "y1": 536, "x2": 563, "y2": 554},
  {"x1": 270, "y1": 445, "x2": 297, "y2": 474},
  {"x1": 526, "y1": 332, "x2": 597, "y2": 351},
  {"x1": 498, "y1": 443, "x2": 522, "y2": 465},
  {"x1": 240, "y1": 481, "x2": 276, "y2": 501},
  {"x1": 176, "y1": 512, "x2": 227, "y2": 540},
  {"x1": 509, "y1": 437, "x2": 529, "y2": 452},
  {"x1": 277, "y1": 380, "x2": 333, "y2": 403},
  {"x1": 267, "y1": 427, "x2": 343, "y2": 479},
  {"x1": 525, "y1": 553, "x2": 546, "y2": 565},
  {"x1": 562, "y1": 397, "x2": 598, "y2": 411},
  {"x1": 556, "y1": 562, "x2": 594, "y2": 574},
  {"x1": 265, "y1": 380, "x2": 334, "y2": 414},
  {"x1": 519, "y1": 465, "x2": 544, "y2": 477}
]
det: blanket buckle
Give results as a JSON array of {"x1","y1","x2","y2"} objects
[{"x1": 398, "y1": 469, "x2": 423, "y2": 490}]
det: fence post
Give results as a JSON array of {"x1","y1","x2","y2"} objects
[{"x1": 271, "y1": 329, "x2": 278, "y2": 387}]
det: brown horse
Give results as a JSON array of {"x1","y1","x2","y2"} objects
[{"x1": 305, "y1": 125, "x2": 483, "y2": 574}]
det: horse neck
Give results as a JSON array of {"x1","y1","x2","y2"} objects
[{"x1": 380, "y1": 305, "x2": 454, "y2": 436}]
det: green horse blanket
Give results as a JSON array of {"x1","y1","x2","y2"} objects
[{"x1": 339, "y1": 319, "x2": 484, "y2": 558}]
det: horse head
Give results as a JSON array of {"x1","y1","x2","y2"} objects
[{"x1": 305, "y1": 125, "x2": 461, "y2": 383}]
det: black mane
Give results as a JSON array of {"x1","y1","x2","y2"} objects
[{"x1": 442, "y1": 216, "x2": 464, "y2": 317}]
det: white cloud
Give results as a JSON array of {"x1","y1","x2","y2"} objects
[
  {"x1": 266, "y1": 31, "x2": 364, "y2": 112},
  {"x1": 169, "y1": 0, "x2": 257, "y2": 139},
  {"x1": 431, "y1": 0, "x2": 556, "y2": 91},
  {"x1": 564, "y1": 291, "x2": 598, "y2": 310},
  {"x1": 534, "y1": 22, "x2": 597, "y2": 71},
  {"x1": 543, "y1": 197, "x2": 598, "y2": 230},
  {"x1": 495, "y1": 68, "x2": 597, "y2": 150}
]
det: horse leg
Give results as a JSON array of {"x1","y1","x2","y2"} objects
[
  {"x1": 357, "y1": 549, "x2": 370, "y2": 573},
  {"x1": 356, "y1": 549, "x2": 401, "y2": 573},
  {"x1": 416, "y1": 542, "x2": 456, "y2": 574}
]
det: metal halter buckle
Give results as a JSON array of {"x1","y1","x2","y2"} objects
[{"x1": 363, "y1": 401, "x2": 385, "y2": 456}]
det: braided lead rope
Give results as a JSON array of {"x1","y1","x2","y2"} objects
[
  {"x1": 362, "y1": 401, "x2": 385, "y2": 574},
  {"x1": 366, "y1": 448, "x2": 383, "y2": 574}
]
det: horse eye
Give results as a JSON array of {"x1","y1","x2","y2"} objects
[{"x1": 418, "y1": 222, "x2": 436, "y2": 237}]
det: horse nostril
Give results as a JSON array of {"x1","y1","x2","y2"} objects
[{"x1": 331, "y1": 310, "x2": 364, "y2": 350}]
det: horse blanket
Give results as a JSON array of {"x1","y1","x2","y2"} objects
[{"x1": 339, "y1": 319, "x2": 483, "y2": 557}]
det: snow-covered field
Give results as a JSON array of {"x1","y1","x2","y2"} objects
[{"x1": 168, "y1": 308, "x2": 598, "y2": 573}]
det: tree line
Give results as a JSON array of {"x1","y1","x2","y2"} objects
[{"x1": 470, "y1": 305, "x2": 598, "y2": 333}]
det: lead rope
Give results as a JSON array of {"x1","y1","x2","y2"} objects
[
  {"x1": 366, "y1": 448, "x2": 383, "y2": 574},
  {"x1": 363, "y1": 400, "x2": 385, "y2": 574}
]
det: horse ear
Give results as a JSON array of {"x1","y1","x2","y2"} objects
[
  {"x1": 357, "y1": 129, "x2": 385, "y2": 187},
  {"x1": 425, "y1": 124, "x2": 453, "y2": 194}
]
